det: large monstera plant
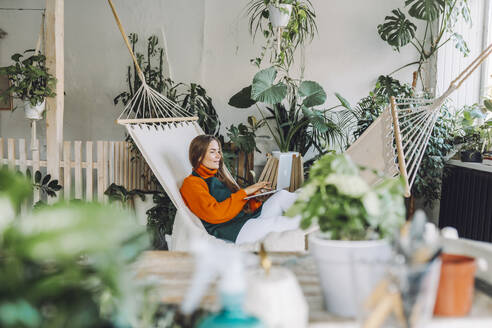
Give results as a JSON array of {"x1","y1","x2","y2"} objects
[
  {"x1": 378, "y1": 0, "x2": 471, "y2": 86},
  {"x1": 229, "y1": 66, "x2": 349, "y2": 155}
]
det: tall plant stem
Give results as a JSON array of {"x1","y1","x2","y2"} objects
[{"x1": 388, "y1": 61, "x2": 421, "y2": 76}]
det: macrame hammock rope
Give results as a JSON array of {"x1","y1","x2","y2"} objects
[
  {"x1": 109, "y1": 0, "x2": 491, "y2": 200},
  {"x1": 347, "y1": 42, "x2": 492, "y2": 197},
  {"x1": 108, "y1": 0, "x2": 196, "y2": 127}
]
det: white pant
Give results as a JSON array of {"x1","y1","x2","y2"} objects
[{"x1": 235, "y1": 190, "x2": 301, "y2": 244}]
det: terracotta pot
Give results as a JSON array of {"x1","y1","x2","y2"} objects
[{"x1": 433, "y1": 253, "x2": 476, "y2": 316}]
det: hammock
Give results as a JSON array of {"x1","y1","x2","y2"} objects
[
  {"x1": 108, "y1": 0, "x2": 308, "y2": 251},
  {"x1": 347, "y1": 43, "x2": 492, "y2": 197}
]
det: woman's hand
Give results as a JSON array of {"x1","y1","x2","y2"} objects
[{"x1": 244, "y1": 181, "x2": 271, "y2": 196}]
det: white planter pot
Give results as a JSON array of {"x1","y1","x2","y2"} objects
[
  {"x1": 133, "y1": 193, "x2": 155, "y2": 226},
  {"x1": 272, "y1": 150, "x2": 299, "y2": 190},
  {"x1": 268, "y1": 4, "x2": 293, "y2": 28},
  {"x1": 24, "y1": 99, "x2": 46, "y2": 120},
  {"x1": 309, "y1": 233, "x2": 392, "y2": 317}
]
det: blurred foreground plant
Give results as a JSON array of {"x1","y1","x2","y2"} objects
[
  {"x1": 286, "y1": 153, "x2": 406, "y2": 240},
  {"x1": 0, "y1": 167, "x2": 157, "y2": 327}
]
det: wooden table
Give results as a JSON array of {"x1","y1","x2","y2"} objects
[{"x1": 134, "y1": 251, "x2": 492, "y2": 327}]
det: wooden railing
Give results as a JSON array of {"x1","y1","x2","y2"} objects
[{"x1": 0, "y1": 137, "x2": 155, "y2": 204}]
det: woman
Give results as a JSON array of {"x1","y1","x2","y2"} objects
[{"x1": 180, "y1": 135, "x2": 300, "y2": 244}]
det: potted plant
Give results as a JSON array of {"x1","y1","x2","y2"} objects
[
  {"x1": 246, "y1": 0, "x2": 317, "y2": 68},
  {"x1": 0, "y1": 50, "x2": 56, "y2": 120},
  {"x1": 455, "y1": 99, "x2": 492, "y2": 163},
  {"x1": 229, "y1": 66, "x2": 349, "y2": 185},
  {"x1": 286, "y1": 153, "x2": 406, "y2": 317},
  {"x1": 267, "y1": 1, "x2": 293, "y2": 28},
  {"x1": 229, "y1": 66, "x2": 349, "y2": 156}
]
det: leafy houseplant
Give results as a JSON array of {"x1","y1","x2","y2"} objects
[
  {"x1": 104, "y1": 183, "x2": 175, "y2": 250},
  {"x1": 247, "y1": 0, "x2": 317, "y2": 69},
  {"x1": 0, "y1": 167, "x2": 157, "y2": 327},
  {"x1": 411, "y1": 102, "x2": 456, "y2": 207},
  {"x1": 226, "y1": 116, "x2": 264, "y2": 154},
  {"x1": 26, "y1": 169, "x2": 63, "y2": 209},
  {"x1": 378, "y1": 0, "x2": 471, "y2": 87},
  {"x1": 286, "y1": 153, "x2": 405, "y2": 316},
  {"x1": 454, "y1": 98, "x2": 492, "y2": 162},
  {"x1": 0, "y1": 50, "x2": 56, "y2": 119},
  {"x1": 287, "y1": 153, "x2": 406, "y2": 240},
  {"x1": 350, "y1": 75, "x2": 413, "y2": 141},
  {"x1": 229, "y1": 66, "x2": 349, "y2": 156}
]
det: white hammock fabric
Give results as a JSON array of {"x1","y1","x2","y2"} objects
[
  {"x1": 347, "y1": 43, "x2": 492, "y2": 196},
  {"x1": 108, "y1": 0, "x2": 307, "y2": 251},
  {"x1": 124, "y1": 121, "x2": 307, "y2": 251}
]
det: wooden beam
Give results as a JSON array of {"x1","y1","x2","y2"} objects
[{"x1": 45, "y1": 0, "x2": 64, "y2": 181}]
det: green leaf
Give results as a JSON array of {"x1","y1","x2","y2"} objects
[
  {"x1": 335, "y1": 92, "x2": 352, "y2": 110},
  {"x1": 0, "y1": 300, "x2": 41, "y2": 327},
  {"x1": 42, "y1": 174, "x2": 51, "y2": 186},
  {"x1": 48, "y1": 179, "x2": 60, "y2": 190},
  {"x1": 377, "y1": 9, "x2": 417, "y2": 50},
  {"x1": 11, "y1": 53, "x2": 23, "y2": 62},
  {"x1": 250, "y1": 67, "x2": 287, "y2": 105},
  {"x1": 299, "y1": 80, "x2": 326, "y2": 107},
  {"x1": 302, "y1": 106, "x2": 328, "y2": 133},
  {"x1": 0, "y1": 168, "x2": 32, "y2": 211},
  {"x1": 34, "y1": 171, "x2": 41, "y2": 184},
  {"x1": 452, "y1": 33, "x2": 470, "y2": 57},
  {"x1": 405, "y1": 0, "x2": 445, "y2": 21},
  {"x1": 484, "y1": 99, "x2": 492, "y2": 112},
  {"x1": 228, "y1": 85, "x2": 257, "y2": 108}
]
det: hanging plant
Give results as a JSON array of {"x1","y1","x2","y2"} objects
[
  {"x1": 0, "y1": 49, "x2": 56, "y2": 109},
  {"x1": 247, "y1": 0, "x2": 318, "y2": 69}
]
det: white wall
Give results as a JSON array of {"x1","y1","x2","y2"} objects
[
  {"x1": 0, "y1": 0, "x2": 423, "y2": 154},
  {"x1": 435, "y1": 0, "x2": 488, "y2": 109}
]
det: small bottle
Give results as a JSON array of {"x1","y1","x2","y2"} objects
[{"x1": 198, "y1": 292, "x2": 263, "y2": 328}]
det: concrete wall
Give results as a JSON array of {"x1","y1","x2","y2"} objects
[{"x1": 0, "y1": 0, "x2": 422, "y2": 150}]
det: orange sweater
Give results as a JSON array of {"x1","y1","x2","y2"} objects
[{"x1": 180, "y1": 165, "x2": 262, "y2": 224}]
